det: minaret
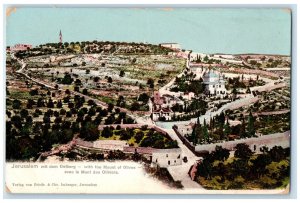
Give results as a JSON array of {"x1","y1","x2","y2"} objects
[{"x1": 59, "y1": 30, "x2": 62, "y2": 43}]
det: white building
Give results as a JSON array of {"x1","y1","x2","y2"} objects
[
  {"x1": 149, "y1": 92, "x2": 174, "y2": 121},
  {"x1": 182, "y1": 92, "x2": 195, "y2": 101},
  {"x1": 159, "y1": 43, "x2": 181, "y2": 51},
  {"x1": 152, "y1": 108, "x2": 173, "y2": 121},
  {"x1": 203, "y1": 69, "x2": 227, "y2": 98}
]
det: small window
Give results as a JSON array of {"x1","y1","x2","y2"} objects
[{"x1": 166, "y1": 154, "x2": 168, "y2": 158}]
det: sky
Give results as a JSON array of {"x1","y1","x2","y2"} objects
[{"x1": 6, "y1": 7, "x2": 291, "y2": 55}]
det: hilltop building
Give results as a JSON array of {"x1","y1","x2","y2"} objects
[
  {"x1": 159, "y1": 43, "x2": 181, "y2": 51},
  {"x1": 9, "y1": 44, "x2": 32, "y2": 52}
]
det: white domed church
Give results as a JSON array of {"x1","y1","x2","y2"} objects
[{"x1": 202, "y1": 69, "x2": 227, "y2": 98}]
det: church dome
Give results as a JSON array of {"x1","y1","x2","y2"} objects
[{"x1": 203, "y1": 70, "x2": 218, "y2": 78}]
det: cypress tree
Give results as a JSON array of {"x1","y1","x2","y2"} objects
[
  {"x1": 239, "y1": 117, "x2": 246, "y2": 138},
  {"x1": 224, "y1": 118, "x2": 231, "y2": 139},
  {"x1": 203, "y1": 119, "x2": 209, "y2": 144},
  {"x1": 247, "y1": 111, "x2": 255, "y2": 137},
  {"x1": 191, "y1": 125, "x2": 197, "y2": 145}
]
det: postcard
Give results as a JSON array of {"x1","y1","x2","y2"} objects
[{"x1": 5, "y1": 7, "x2": 291, "y2": 194}]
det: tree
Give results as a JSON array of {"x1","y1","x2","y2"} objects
[
  {"x1": 234, "y1": 143, "x2": 253, "y2": 160},
  {"x1": 107, "y1": 103, "x2": 114, "y2": 112},
  {"x1": 53, "y1": 111, "x2": 60, "y2": 118},
  {"x1": 153, "y1": 139, "x2": 165, "y2": 148},
  {"x1": 65, "y1": 89, "x2": 71, "y2": 95},
  {"x1": 101, "y1": 126, "x2": 113, "y2": 138},
  {"x1": 6, "y1": 110, "x2": 12, "y2": 118},
  {"x1": 105, "y1": 115, "x2": 115, "y2": 125},
  {"x1": 75, "y1": 79, "x2": 82, "y2": 86},
  {"x1": 11, "y1": 115, "x2": 22, "y2": 129},
  {"x1": 239, "y1": 117, "x2": 246, "y2": 138},
  {"x1": 43, "y1": 116, "x2": 51, "y2": 123},
  {"x1": 74, "y1": 86, "x2": 80, "y2": 92},
  {"x1": 203, "y1": 55, "x2": 209, "y2": 62},
  {"x1": 88, "y1": 108, "x2": 96, "y2": 117},
  {"x1": 88, "y1": 100, "x2": 95, "y2": 106},
  {"x1": 212, "y1": 146, "x2": 230, "y2": 161},
  {"x1": 269, "y1": 146, "x2": 286, "y2": 162},
  {"x1": 119, "y1": 70, "x2": 125, "y2": 77},
  {"x1": 57, "y1": 100, "x2": 63, "y2": 108},
  {"x1": 246, "y1": 86, "x2": 251, "y2": 94},
  {"x1": 20, "y1": 109, "x2": 29, "y2": 118},
  {"x1": 82, "y1": 88, "x2": 88, "y2": 95},
  {"x1": 26, "y1": 99, "x2": 35, "y2": 109},
  {"x1": 130, "y1": 102, "x2": 140, "y2": 111},
  {"x1": 59, "y1": 108, "x2": 66, "y2": 115},
  {"x1": 12, "y1": 99, "x2": 21, "y2": 109},
  {"x1": 80, "y1": 122, "x2": 100, "y2": 141},
  {"x1": 93, "y1": 76, "x2": 100, "y2": 83},
  {"x1": 54, "y1": 117, "x2": 62, "y2": 124},
  {"x1": 63, "y1": 96, "x2": 70, "y2": 103},
  {"x1": 61, "y1": 74, "x2": 73, "y2": 84},
  {"x1": 247, "y1": 111, "x2": 255, "y2": 137},
  {"x1": 99, "y1": 109, "x2": 108, "y2": 117},
  {"x1": 230, "y1": 159, "x2": 249, "y2": 178},
  {"x1": 29, "y1": 89, "x2": 38, "y2": 96},
  {"x1": 223, "y1": 119, "x2": 231, "y2": 139},
  {"x1": 134, "y1": 131, "x2": 144, "y2": 143},
  {"x1": 138, "y1": 93, "x2": 150, "y2": 104},
  {"x1": 202, "y1": 120, "x2": 209, "y2": 144},
  {"x1": 217, "y1": 112, "x2": 226, "y2": 126},
  {"x1": 47, "y1": 99, "x2": 54, "y2": 108},
  {"x1": 197, "y1": 155, "x2": 213, "y2": 180},
  {"x1": 250, "y1": 154, "x2": 271, "y2": 178},
  {"x1": 107, "y1": 77, "x2": 113, "y2": 83},
  {"x1": 147, "y1": 78, "x2": 154, "y2": 87},
  {"x1": 120, "y1": 130, "x2": 131, "y2": 140},
  {"x1": 191, "y1": 125, "x2": 198, "y2": 145}
]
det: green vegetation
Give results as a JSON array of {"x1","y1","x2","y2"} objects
[
  {"x1": 226, "y1": 76, "x2": 266, "y2": 90},
  {"x1": 195, "y1": 145, "x2": 290, "y2": 190},
  {"x1": 99, "y1": 126, "x2": 178, "y2": 149},
  {"x1": 171, "y1": 75, "x2": 205, "y2": 96},
  {"x1": 187, "y1": 111, "x2": 257, "y2": 145},
  {"x1": 6, "y1": 80, "x2": 135, "y2": 160},
  {"x1": 255, "y1": 113, "x2": 290, "y2": 135}
]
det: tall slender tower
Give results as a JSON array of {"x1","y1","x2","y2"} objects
[{"x1": 59, "y1": 30, "x2": 63, "y2": 43}]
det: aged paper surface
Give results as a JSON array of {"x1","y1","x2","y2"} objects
[{"x1": 5, "y1": 7, "x2": 291, "y2": 194}]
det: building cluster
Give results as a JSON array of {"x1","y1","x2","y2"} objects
[
  {"x1": 8, "y1": 44, "x2": 32, "y2": 52},
  {"x1": 148, "y1": 92, "x2": 176, "y2": 121}
]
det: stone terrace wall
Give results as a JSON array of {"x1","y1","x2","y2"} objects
[
  {"x1": 172, "y1": 126, "x2": 205, "y2": 157},
  {"x1": 195, "y1": 131, "x2": 290, "y2": 153}
]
